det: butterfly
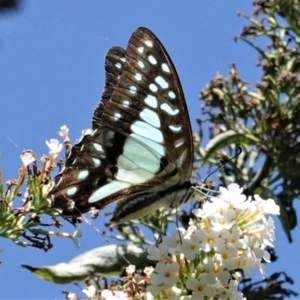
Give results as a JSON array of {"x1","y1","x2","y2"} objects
[{"x1": 48, "y1": 27, "x2": 201, "y2": 224}]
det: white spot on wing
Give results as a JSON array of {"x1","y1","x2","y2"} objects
[
  {"x1": 92, "y1": 158, "x2": 101, "y2": 167},
  {"x1": 148, "y1": 55, "x2": 157, "y2": 65},
  {"x1": 144, "y1": 95, "x2": 158, "y2": 108},
  {"x1": 155, "y1": 76, "x2": 169, "y2": 89},
  {"x1": 131, "y1": 133, "x2": 165, "y2": 156},
  {"x1": 89, "y1": 181, "x2": 131, "y2": 203},
  {"x1": 160, "y1": 103, "x2": 179, "y2": 116},
  {"x1": 137, "y1": 46, "x2": 144, "y2": 53},
  {"x1": 93, "y1": 143, "x2": 104, "y2": 152},
  {"x1": 123, "y1": 100, "x2": 130, "y2": 107},
  {"x1": 117, "y1": 154, "x2": 139, "y2": 169},
  {"x1": 168, "y1": 91, "x2": 176, "y2": 99},
  {"x1": 149, "y1": 83, "x2": 158, "y2": 92},
  {"x1": 169, "y1": 124, "x2": 182, "y2": 132},
  {"x1": 135, "y1": 73, "x2": 142, "y2": 81},
  {"x1": 131, "y1": 121, "x2": 163, "y2": 143},
  {"x1": 118, "y1": 136, "x2": 162, "y2": 174},
  {"x1": 115, "y1": 62, "x2": 122, "y2": 69},
  {"x1": 145, "y1": 39, "x2": 153, "y2": 47},
  {"x1": 67, "y1": 187, "x2": 78, "y2": 196},
  {"x1": 91, "y1": 135, "x2": 164, "y2": 187},
  {"x1": 175, "y1": 138, "x2": 184, "y2": 148},
  {"x1": 116, "y1": 165, "x2": 154, "y2": 183},
  {"x1": 114, "y1": 113, "x2": 121, "y2": 120},
  {"x1": 129, "y1": 85, "x2": 137, "y2": 94},
  {"x1": 78, "y1": 170, "x2": 89, "y2": 180},
  {"x1": 162, "y1": 63, "x2": 170, "y2": 73},
  {"x1": 138, "y1": 60, "x2": 145, "y2": 69},
  {"x1": 176, "y1": 149, "x2": 187, "y2": 167},
  {"x1": 140, "y1": 108, "x2": 161, "y2": 128}
]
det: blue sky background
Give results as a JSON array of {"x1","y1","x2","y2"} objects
[{"x1": 0, "y1": 1, "x2": 299, "y2": 299}]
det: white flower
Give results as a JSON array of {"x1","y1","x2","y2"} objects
[
  {"x1": 215, "y1": 245, "x2": 239, "y2": 271},
  {"x1": 218, "y1": 280, "x2": 245, "y2": 300},
  {"x1": 46, "y1": 139, "x2": 63, "y2": 157},
  {"x1": 144, "y1": 266, "x2": 154, "y2": 277},
  {"x1": 145, "y1": 183, "x2": 278, "y2": 299},
  {"x1": 238, "y1": 249, "x2": 262, "y2": 278},
  {"x1": 186, "y1": 277, "x2": 216, "y2": 298},
  {"x1": 147, "y1": 262, "x2": 179, "y2": 297},
  {"x1": 216, "y1": 279, "x2": 243, "y2": 300},
  {"x1": 82, "y1": 284, "x2": 96, "y2": 298},
  {"x1": 265, "y1": 217, "x2": 276, "y2": 244},
  {"x1": 58, "y1": 125, "x2": 69, "y2": 139},
  {"x1": 164, "y1": 286, "x2": 182, "y2": 299},
  {"x1": 180, "y1": 232, "x2": 201, "y2": 260},
  {"x1": 126, "y1": 264, "x2": 135, "y2": 276},
  {"x1": 220, "y1": 183, "x2": 244, "y2": 199},
  {"x1": 161, "y1": 228, "x2": 185, "y2": 254},
  {"x1": 192, "y1": 200, "x2": 218, "y2": 220},
  {"x1": 101, "y1": 289, "x2": 128, "y2": 300},
  {"x1": 203, "y1": 257, "x2": 230, "y2": 285},
  {"x1": 147, "y1": 244, "x2": 169, "y2": 261},
  {"x1": 66, "y1": 292, "x2": 79, "y2": 300},
  {"x1": 221, "y1": 226, "x2": 243, "y2": 249},
  {"x1": 145, "y1": 292, "x2": 154, "y2": 300},
  {"x1": 71, "y1": 227, "x2": 82, "y2": 248},
  {"x1": 197, "y1": 227, "x2": 223, "y2": 252},
  {"x1": 254, "y1": 195, "x2": 280, "y2": 215},
  {"x1": 82, "y1": 128, "x2": 92, "y2": 136},
  {"x1": 217, "y1": 184, "x2": 246, "y2": 208},
  {"x1": 210, "y1": 208, "x2": 236, "y2": 230},
  {"x1": 20, "y1": 151, "x2": 35, "y2": 166}
]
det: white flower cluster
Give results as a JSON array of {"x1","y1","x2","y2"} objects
[{"x1": 146, "y1": 184, "x2": 279, "y2": 299}]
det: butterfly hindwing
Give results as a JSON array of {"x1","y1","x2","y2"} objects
[{"x1": 49, "y1": 27, "x2": 194, "y2": 222}]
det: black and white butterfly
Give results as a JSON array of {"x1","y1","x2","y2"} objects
[{"x1": 49, "y1": 27, "x2": 202, "y2": 224}]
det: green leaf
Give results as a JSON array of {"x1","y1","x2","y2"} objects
[
  {"x1": 203, "y1": 130, "x2": 259, "y2": 163},
  {"x1": 22, "y1": 244, "x2": 151, "y2": 284}
]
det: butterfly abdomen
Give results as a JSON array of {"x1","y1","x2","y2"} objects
[{"x1": 111, "y1": 180, "x2": 194, "y2": 223}]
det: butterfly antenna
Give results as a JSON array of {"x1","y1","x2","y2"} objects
[
  {"x1": 203, "y1": 145, "x2": 242, "y2": 184},
  {"x1": 192, "y1": 145, "x2": 242, "y2": 199}
]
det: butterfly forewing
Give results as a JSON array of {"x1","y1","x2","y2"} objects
[
  {"x1": 49, "y1": 27, "x2": 194, "y2": 222},
  {"x1": 92, "y1": 47, "x2": 126, "y2": 130},
  {"x1": 124, "y1": 28, "x2": 193, "y2": 176}
]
